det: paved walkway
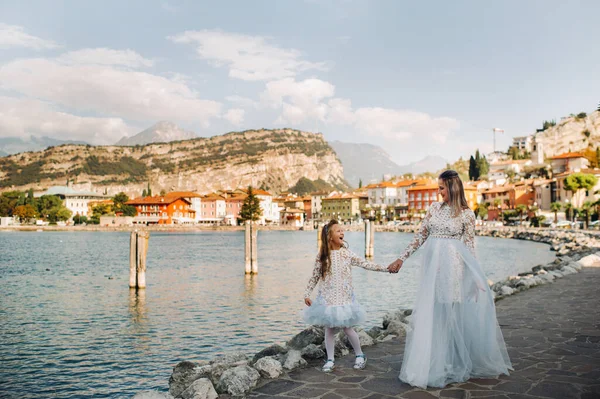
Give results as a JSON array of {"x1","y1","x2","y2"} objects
[{"x1": 247, "y1": 267, "x2": 600, "y2": 399}]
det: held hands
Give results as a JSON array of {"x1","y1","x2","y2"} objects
[
  {"x1": 387, "y1": 259, "x2": 403, "y2": 273},
  {"x1": 304, "y1": 298, "x2": 312, "y2": 307}
]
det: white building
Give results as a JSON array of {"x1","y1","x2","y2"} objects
[
  {"x1": 512, "y1": 136, "x2": 533, "y2": 152},
  {"x1": 36, "y1": 185, "x2": 110, "y2": 218}
]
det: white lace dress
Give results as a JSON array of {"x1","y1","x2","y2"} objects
[
  {"x1": 398, "y1": 202, "x2": 512, "y2": 388},
  {"x1": 303, "y1": 247, "x2": 387, "y2": 328}
]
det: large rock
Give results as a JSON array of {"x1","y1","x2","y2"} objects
[
  {"x1": 252, "y1": 344, "x2": 288, "y2": 363},
  {"x1": 287, "y1": 326, "x2": 324, "y2": 349},
  {"x1": 180, "y1": 378, "x2": 218, "y2": 399},
  {"x1": 216, "y1": 365, "x2": 260, "y2": 397},
  {"x1": 283, "y1": 349, "x2": 308, "y2": 370},
  {"x1": 301, "y1": 343, "x2": 325, "y2": 360},
  {"x1": 500, "y1": 286, "x2": 515, "y2": 296},
  {"x1": 577, "y1": 253, "x2": 600, "y2": 267},
  {"x1": 253, "y1": 356, "x2": 283, "y2": 378},
  {"x1": 341, "y1": 329, "x2": 375, "y2": 348},
  {"x1": 169, "y1": 361, "x2": 205, "y2": 398}
]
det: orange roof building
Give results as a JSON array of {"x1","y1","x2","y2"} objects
[{"x1": 126, "y1": 196, "x2": 195, "y2": 224}]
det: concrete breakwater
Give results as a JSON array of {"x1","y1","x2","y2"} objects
[{"x1": 134, "y1": 228, "x2": 600, "y2": 399}]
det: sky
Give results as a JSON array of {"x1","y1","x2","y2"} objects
[{"x1": 0, "y1": 0, "x2": 598, "y2": 164}]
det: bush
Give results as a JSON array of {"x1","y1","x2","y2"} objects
[{"x1": 577, "y1": 112, "x2": 587, "y2": 119}]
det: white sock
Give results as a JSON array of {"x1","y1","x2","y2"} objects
[
  {"x1": 343, "y1": 327, "x2": 363, "y2": 356},
  {"x1": 324, "y1": 327, "x2": 336, "y2": 361}
]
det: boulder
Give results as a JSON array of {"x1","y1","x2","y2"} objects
[
  {"x1": 577, "y1": 253, "x2": 600, "y2": 267},
  {"x1": 133, "y1": 391, "x2": 174, "y2": 399},
  {"x1": 253, "y1": 356, "x2": 283, "y2": 379},
  {"x1": 252, "y1": 344, "x2": 288, "y2": 363},
  {"x1": 287, "y1": 326, "x2": 324, "y2": 349},
  {"x1": 169, "y1": 361, "x2": 204, "y2": 398},
  {"x1": 216, "y1": 365, "x2": 260, "y2": 397},
  {"x1": 282, "y1": 349, "x2": 307, "y2": 370},
  {"x1": 301, "y1": 344, "x2": 325, "y2": 360},
  {"x1": 500, "y1": 286, "x2": 515, "y2": 296},
  {"x1": 180, "y1": 378, "x2": 218, "y2": 399}
]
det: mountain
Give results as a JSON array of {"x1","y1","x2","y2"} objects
[
  {"x1": 329, "y1": 141, "x2": 446, "y2": 186},
  {"x1": 115, "y1": 121, "x2": 197, "y2": 146},
  {"x1": 0, "y1": 136, "x2": 89, "y2": 156},
  {"x1": 0, "y1": 129, "x2": 349, "y2": 196}
]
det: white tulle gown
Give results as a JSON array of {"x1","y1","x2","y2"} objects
[{"x1": 398, "y1": 202, "x2": 512, "y2": 388}]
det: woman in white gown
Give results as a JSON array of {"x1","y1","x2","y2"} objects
[{"x1": 388, "y1": 170, "x2": 512, "y2": 388}]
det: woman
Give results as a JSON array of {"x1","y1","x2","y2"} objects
[{"x1": 388, "y1": 170, "x2": 512, "y2": 388}]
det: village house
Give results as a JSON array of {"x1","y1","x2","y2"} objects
[
  {"x1": 216, "y1": 190, "x2": 247, "y2": 225},
  {"x1": 125, "y1": 195, "x2": 196, "y2": 224},
  {"x1": 407, "y1": 184, "x2": 440, "y2": 215},
  {"x1": 37, "y1": 185, "x2": 110, "y2": 219},
  {"x1": 165, "y1": 191, "x2": 202, "y2": 222},
  {"x1": 279, "y1": 207, "x2": 305, "y2": 227},
  {"x1": 199, "y1": 193, "x2": 226, "y2": 224},
  {"x1": 322, "y1": 193, "x2": 366, "y2": 224},
  {"x1": 310, "y1": 191, "x2": 333, "y2": 222},
  {"x1": 550, "y1": 152, "x2": 589, "y2": 175},
  {"x1": 552, "y1": 168, "x2": 600, "y2": 208}
]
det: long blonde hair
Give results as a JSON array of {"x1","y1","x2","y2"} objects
[
  {"x1": 439, "y1": 170, "x2": 469, "y2": 217},
  {"x1": 318, "y1": 219, "x2": 342, "y2": 278}
]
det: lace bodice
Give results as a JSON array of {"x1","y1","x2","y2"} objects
[
  {"x1": 399, "y1": 202, "x2": 476, "y2": 261},
  {"x1": 304, "y1": 247, "x2": 387, "y2": 306}
]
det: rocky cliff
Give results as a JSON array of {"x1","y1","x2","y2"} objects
[
  {"x1": 534, "y1": 110, "x2": 600, "y2": 158},
  {"x1": 0, "y1": 129, "x2": 348, "y2": 196}
]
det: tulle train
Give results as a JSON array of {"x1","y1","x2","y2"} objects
[
  {"x1": 303, "y1": 295, "x2": 366, "y2": 328},
  {"x1": 400, "y1": 237, "x2": 513, "y2": 388}
]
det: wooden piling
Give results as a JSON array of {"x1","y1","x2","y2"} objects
[
  {"x1": 317, "y1": 224, "x2": 323, "y2": 249},
  {"x1": 245, "y1": 222, "x2": 252, "y2": 274},
  {"x1": 368, "y1": 221, "x2": 375, "y2": 257},
  {"x1": 129, "y1": 230, "x2": 149, "y2": 289},
  {"x1": 365, "y1": 220, "x2": 374, "y2": 258},
  {"x1": 251, "y1": 226, "x2": 258, "y2": 274}
]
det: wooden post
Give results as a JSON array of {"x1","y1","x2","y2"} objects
[
  {"x1": 251, "y1": 226, "x2": 258, "y2": 274},
  {"x1": 129, "y1": 231, "x2": 137, "y2": 288},
  {"x1": 245, "y1": 221, "x2": 252, "y2": 274},
  {"x1": 129, "y1": 230, "x2": 149, "y2": 289},
  {"x1": 368, "y1": 221, "x2": 375, "y2": 258},
  {"x1": 364, "y1": 220, "x2": 371, "y2": 257}
]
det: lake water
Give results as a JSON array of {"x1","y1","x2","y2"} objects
[{"x1": 0, "y1": 230, "x2": 555, "y2": 398}]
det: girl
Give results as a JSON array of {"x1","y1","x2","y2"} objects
[
  {"x1": 303, "y1": 219, "x2": 389, "y2": 372},
  {"x1": 388, "y1": 170, "x2": 512, "y2": 388}
]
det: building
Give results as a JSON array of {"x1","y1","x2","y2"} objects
[
  {"x1": 125, "y1": 196, "x2": 196, "y2": 224},
  {"x1": 238, "y1": 188, "x2": 278, "y2": 225},
  {"x1": 512, "y1": 136, "x2": 533, "y2": 152},
  {"x1": 310, "y1": 191, "x2": 332, "y2": 221},
  {"x1": 165, "y1": 191, "x2": 202, "y2": 222},
  {"x1": 321, "y1": 193, "x2": 364, "y2": 223},
  {"x1": 36, "y1": 185, "x2": 110, "y2": 219},
  {"x1": 533, "y1": 179, "x2": 556, "y2": 211},
  {"x1": 464, "y1": 185, "x2": 478, "y2": 210},
  {"x1": 407, "y1": 184, "x2": 440, "y2": 213},
  {"x1": 279, "y1": 208, "x2": 305, "y2": 227},
  {"x1": 219, "y1": 191, "x2": 247, "y2": 225},
  {"x1": 200, "y1": 193, "x2": 226, "y2": 224},
  {"x1": 552, "y1": 168, "x2": 600, "y2": 208},
  {"x1": 550, "y1": 152, "x2": 589, "y2": 175}
]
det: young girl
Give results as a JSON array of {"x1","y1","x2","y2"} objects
[{"x1": 303, "y1": 219, "x2": 389, "y2": 372}]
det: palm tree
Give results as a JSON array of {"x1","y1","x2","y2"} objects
[
  {"x1": 550, "y1": 202, "x2": 562, "y2": 223},
  {"x1": 582, "y1": 201, "x2": 593, "y2": 228},
  {"x1": 493, "y1": 198, "x2": 503, "y2": 222},
  {"x1": 516, "y1": 204, "x2": 527, "y2": 224},
  {"x1": 564, "y1": 202, "x2": 573, "y2": 222}
]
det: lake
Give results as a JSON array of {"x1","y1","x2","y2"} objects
[{"x1": 0, "y1": 230, "x2": 555, "y2": 398}]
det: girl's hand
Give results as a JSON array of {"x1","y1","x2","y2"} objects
[
  {"x1": 304, "y1": 298, "x2": 312, "y2": 306},
  {"x1": 387, "y1": 259, "x2": 403, "y2": 273}
]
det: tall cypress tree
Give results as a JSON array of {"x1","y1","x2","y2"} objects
[
  {"x1": 240, "y1": 186, "x2": 263, "y2": 222},
  {"x1": 469, "y1": 156, "x2": 478, "y2": 180}
]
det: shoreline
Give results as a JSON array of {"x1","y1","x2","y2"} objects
[{"x1": 134, "y1": 227, "x2": 600, "y2": 398}]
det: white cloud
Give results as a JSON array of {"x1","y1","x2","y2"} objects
[
  {"x1": 0, "y1": 96, "x2": 136, "y2": 144},
  {"x1": 58, "y1": 48, "x2": 154, "y2": 68},
  {"x1": 0, "y1": 57, "x2": 222, "y2": 125},
  {"x1": 225, "y1": 95, "x2": 258, "y2": 108},
  {"x1": 224, "y1": 108, "x2": 245, "y2": 126},
  {"x1": 0, "y1": 23, "x2": 60, "y2": 50},
  {"x1": 168, "y1": 30, "x2": 328, "y2": 81}
]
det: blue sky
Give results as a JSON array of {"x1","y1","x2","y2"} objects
[{"x1": 0, "y1": 0, "x2": 598, "y2": 164}]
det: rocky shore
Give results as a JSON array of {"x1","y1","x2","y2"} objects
[{"x1": 132, "y1": 227, "x2": 600, "y2": 399}]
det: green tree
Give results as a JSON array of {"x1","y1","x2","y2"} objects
[
  {"x1": 358, "y1": 179, "x2": 363, "y2": 189},
  {"x1": 142, "y1": 188, "x2": 147, "y2": 197},
  {"x1": 468, "y1": 155, "x2": 478, "y2": 180},
  {"x1": 47, "y1": 205, "x2": 72, "y2": 223},
  {"x1": 91, "y1": 203, "x2": 111, "y2": 224},
  {"x1": 542, "y1": 120, "x2": 556, "y2": 130},
  {"x1": 0, "y1": 191, "x2": 25, "y2": 216},
  {"x1": 73, "y1": 215, "x2": 88, "y2": 225},
  {"x1": 147, "y1": 182, "x2": 152, "y2": 197},
  {"x1": 475, "y1": 203, "x2": 488, "y2": 220},
  {"x1": 475, "y1": 150, "x2": 489, "y2": 178},
  {"x1": 582, "y1": 201, "x2": 593, "y2": 228},
  {"x1": 26, "y1": 188, "x2": 35, "y2": 206},
  {"x1": 112, "y1": 192, "x2": 129, "y2": 210},
  {"x1": 121, "y1": 204, "x2": 137, "y2": 217},
  {"x1": 550, "y1": 202, "x2": 562, "y2": 223},
  {"x1": 36, "y1": 195, "x2": 63, "y2": 220},
  {"x1": 160, "y1": 189, "x2": 166, "y2": 196},
  {"x1": 239, "y1": 186, "x2": 263, "y2": 223},
  {"x1": 563, "y1": 172, "x2": 598, "y2": 208},
  {"x1": 564, "y1": 202, "x2": 574, "y2": 222},
  {"x1": 13, "y1": 204, "x2": 37, "y2": 223}
]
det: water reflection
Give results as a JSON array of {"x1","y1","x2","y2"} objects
[
  {"x1": 243, "y1": 274, "x2": 258, "y2": 298},
  {"x1": 128, "y1": 288, "x2": 147, "y2": 326}
]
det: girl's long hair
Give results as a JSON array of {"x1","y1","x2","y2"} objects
[
  {"x1": 318, "y1": 219, "x2": 340, "y2": 278},
  {"x1": 439, "y1": 170, "x2": 469, "y2": 217}
]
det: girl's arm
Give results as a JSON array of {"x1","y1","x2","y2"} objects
[
  {"x1": 462, "y1": 209, "x2": 477, "y2": 257},
  {"x1": 303, "y1": 256, "x2": 322, "y2": 298},
  {"x1": 398, "y1": 203, "x2": 436, "y2": 261},
  {"x1": 348, "y1": 250, "x2": 387, "y2": 272}
]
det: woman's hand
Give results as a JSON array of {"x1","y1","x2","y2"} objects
[
  {"x1": 387, "y1": 259, "x2": 403, "y2": 273},
  {"x1": 304, "y1": 298, "x2": 312, "y2": 306}
]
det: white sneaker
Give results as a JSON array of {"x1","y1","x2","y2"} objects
[
  {"x1": 354, "y1": 354, "x2": 367, "y2": 370},
  {"x1": 322, "y1": 359, "x2": 335, "y2": 373}
]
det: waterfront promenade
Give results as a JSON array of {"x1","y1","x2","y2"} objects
[{"x1": 247, "y1": 266, "x2": 600, "y2": 399}]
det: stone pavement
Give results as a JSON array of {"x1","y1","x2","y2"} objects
[{"x1": 247, "y1": 267, "x2": 600, "y2": 399}]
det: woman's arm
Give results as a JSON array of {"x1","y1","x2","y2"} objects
[
  {"x1": 397, "y1": 203, "x2": 436, "y2": 262},
  {"x1": 462, "y1": 209, "x2": 477, "y2": 257}
]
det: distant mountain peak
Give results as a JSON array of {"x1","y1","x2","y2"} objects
[{"x1": 115, "y1": 121, "x2": 197, "y2": 146}]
